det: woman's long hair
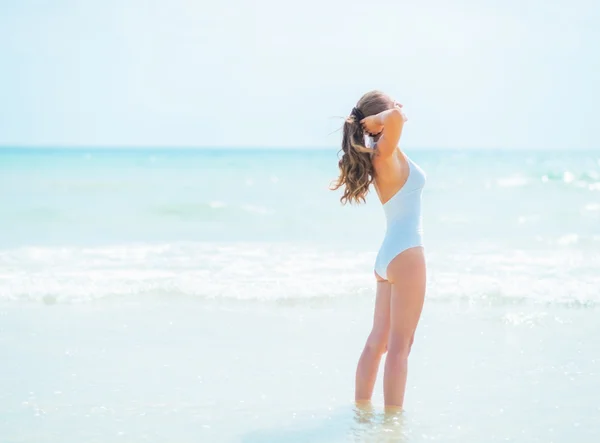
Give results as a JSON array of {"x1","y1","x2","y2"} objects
[{"x1": 331, "y1": 91, "x2": 393, "y2": 205}]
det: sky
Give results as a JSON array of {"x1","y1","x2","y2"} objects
[{"x1": 0, "y1": 0, "x2": 599, "y2": 149}]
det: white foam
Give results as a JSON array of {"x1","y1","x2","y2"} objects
[
  {"x1": 557, "y1": 234, "x2": 579, "y2": 246},
  {"x1": 503, "y1": 311, "x2": 548, "y2": 327},
  {"x1": 1, "y1": 242, "x2": 600, "y2": 306},
  {"x1": 496, "y1": 176, "x2": 529, "y2": 188},
  {"x1": 0, "y1": 243, "x2": 373, "y2": 303},
  {"x1": 563, "y1": 171, "x2": 575, "y2": 183}
]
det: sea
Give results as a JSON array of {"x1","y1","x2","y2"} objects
[{"x1": 1, "y1": 147, "x2": 599, "y2": 442}]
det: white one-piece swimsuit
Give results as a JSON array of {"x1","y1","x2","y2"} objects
[{"x1": 374, "y1": 154, "x2": 426, "y2": 280}]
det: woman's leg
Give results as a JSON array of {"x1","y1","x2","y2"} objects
[
  {"x1": 383, "y1": 247, "x2": 426, "y2": 409},
  {"x1": 355, "y1": 278, "x2": 391, "y2": 402}
]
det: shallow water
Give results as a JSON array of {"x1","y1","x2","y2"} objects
[
  {"x1": 1, "y1": 147, "x2": 600, "y2": 441},
  {"x1": 2, "y1": 299, "x2": 599, "y2": 442}
]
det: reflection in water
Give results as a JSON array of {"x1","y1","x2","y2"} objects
[{"x1": 241, "y1": 402, "x2": 411, "y2": 443}]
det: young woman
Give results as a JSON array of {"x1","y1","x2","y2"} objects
[{"x1": 332, "y1": 90, "x2": 426, "y2": 409}]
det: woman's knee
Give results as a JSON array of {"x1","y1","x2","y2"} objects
[
  {"x1": 387, "y1": 334, "x2": 414, "y2": 361},
  {"x1": 365, "y1": 329, "x2": 388, "y2": 355}
]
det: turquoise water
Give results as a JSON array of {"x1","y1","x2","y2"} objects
[
  {"x1": 1, "y1": 147, "x2": 599, "y2": 303},
  {"x1": 1, "y1": 147, "x2": 600, "y2": 442}
]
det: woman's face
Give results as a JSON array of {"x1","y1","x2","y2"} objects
[
  {"x1": 388, "y1": 97, "x2": 406, "y2": 121},
  {"x1": 390, "y1": 97, "x2": 403, "y2": 110}
]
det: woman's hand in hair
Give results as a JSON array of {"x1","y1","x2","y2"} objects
[
  {"x1": 361, "y1": 115, "x2": 384, "y2": 136},
  {"x1": 368, "y1": 107, "x2": 407, "y2": 158}
]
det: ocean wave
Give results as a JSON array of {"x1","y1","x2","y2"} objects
[
  {"x1": 496, "y1": 176, "x2": 530, "y2": 188},
  {"x1": 152, "y1": 202, "x2": 229, "y2": 218},
  {"x1": 541, "y1": 170, "x2": 599, "y2": 183},
  {"x1": 28, "y1": 178, "x2": 145, "y2": 193},
  {"x1": 540, "y1": 170, "x2": 600, "y2": 191},
  {"x1": 1, "y1": 243, "x2": 599, "y2": 306},
  {"x1": 495, "y1": 170, "x2": 600, "y2": 190},
  {"x1": 151, "y1": 202, "x2": 273, "y2": 219},
  {"x1": 557, "y1": 233, "x2": 580, "y2": 246}
]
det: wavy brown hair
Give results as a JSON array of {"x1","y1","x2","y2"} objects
[{"x1": 331, "y1": 90, "x2": 393, "y2": 204}]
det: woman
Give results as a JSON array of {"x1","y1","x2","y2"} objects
[{"x1": 332, "y1": 90, "x2": 426, "y2": 410}]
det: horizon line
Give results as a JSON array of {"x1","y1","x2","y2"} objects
[{"x1": 1, "y1": 144, "x2": 597, "y2": 152}]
